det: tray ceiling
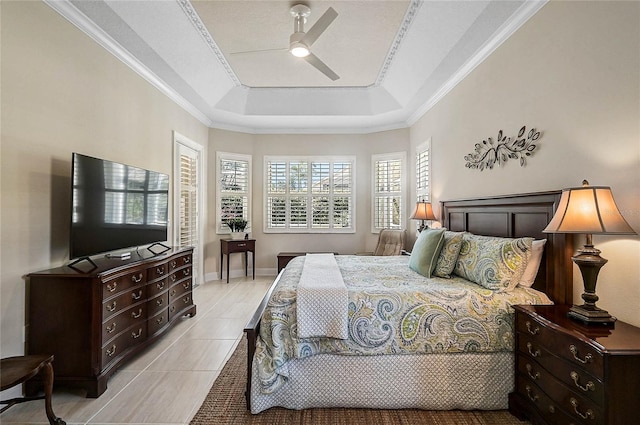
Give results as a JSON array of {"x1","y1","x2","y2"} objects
[{"x1": 52, "y1": 0, "x2": 546, "y2": 133}]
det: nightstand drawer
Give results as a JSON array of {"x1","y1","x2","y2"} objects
[
  {"x1": 517, "y1": 313, "x2": 604, "y2": 378},
  {"x1": 517, "y1": 338, "x2": 604, "y2": 405},
  {"x1": 515, "y1": 375, "x2": 591, "y2": 425}
]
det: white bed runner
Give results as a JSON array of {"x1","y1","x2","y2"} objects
[{"x1": 296, "y1": 254, "x2": 348, "y2": 339}]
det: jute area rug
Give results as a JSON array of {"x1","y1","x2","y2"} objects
[{"x1": 190, "y1": 338, "x2": 531, "y2": 425}]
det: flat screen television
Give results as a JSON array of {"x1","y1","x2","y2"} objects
[{"x1": 70, "y1": 153, "x2": 169, "y2": 260}]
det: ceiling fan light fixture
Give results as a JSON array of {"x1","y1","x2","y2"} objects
[{"x1": 290, "y1": 41, "x2": 310, "y2": 57}]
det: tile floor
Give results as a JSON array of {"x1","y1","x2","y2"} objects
[{"x1": 1, "y1": 276, "x2": 275, "y2": 425}]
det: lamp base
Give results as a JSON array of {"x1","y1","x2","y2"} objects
[{"x1": 568, "y1": 304, "x2": 616, "y2": 325}]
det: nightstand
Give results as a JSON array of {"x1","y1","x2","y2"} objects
[
  {"x1": 220, "y1": 239, "x2": 255, "y2": 283},
  {"x1": 509, "y1": 304, "x2": 640, "y2": 425}
]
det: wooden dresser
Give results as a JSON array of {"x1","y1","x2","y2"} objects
[
  {"x1": 25, "y1": 247, "x2": 196, "y2": 398},
  {"x1": 509, "y1": 304, "x2": 640, "y2": 425}
]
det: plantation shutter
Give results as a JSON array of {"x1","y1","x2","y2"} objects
[
  {"x1": 178, "y1": 145, "x2": 200, "y2": 285},
  {"x1": 373, "y1": 153, "x2": 404, "y2": 231},
  {"x1": 416, "y1": 140, "x2": 430, "y2": 202}
]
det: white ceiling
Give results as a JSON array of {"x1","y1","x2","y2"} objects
[{"x1": 51, "y1": 0, "x2": 546, "y2": 134}]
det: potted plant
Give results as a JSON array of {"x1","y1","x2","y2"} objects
[{"x1": 225, "y1": 218, "x2": 248, "y2": 239}]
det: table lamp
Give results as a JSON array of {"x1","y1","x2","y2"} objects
[
  {"x1": 410, "y1": 201, "x2": 437, "y2": 232},
  {"x1": 543, "y1": 180, "x2": 637, "y2": 324}
]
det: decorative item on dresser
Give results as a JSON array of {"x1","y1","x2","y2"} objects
[
  {"x1": 509, "y1": 304, "x2": 640, "y2": 425},
  {"x1": 25, "y1": 247, "x2": 195, "y2": 398},
  {"x1": 543, "y1": 180, "x2": 637, "y2": 324}
]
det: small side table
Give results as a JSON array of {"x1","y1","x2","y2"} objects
[
  {"x1": 0, "y1": 354, "x2": 65, "y2": 425},
  {"x1": 220, "y1": 238, "x2": 255, "y2": 283}
]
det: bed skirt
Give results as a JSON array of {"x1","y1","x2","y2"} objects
[{"x1": 250, "y1": 351, "x2": 514, "y2": 414}]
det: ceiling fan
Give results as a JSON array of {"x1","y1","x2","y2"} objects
[{"x1": 231, "y1": 4, "x2": 340, "y2": 81}]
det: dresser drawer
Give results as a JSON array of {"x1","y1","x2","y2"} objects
[
  {"x1": 147, "y1": 291, "x2": 169, "y2": 317},
  {"x1": 169, "y1": 279, "x2": 192, "y2": 303},
  {"x1": 148, "y1": 310, "x2": 169, "y2": 336},
  {"x1": 102, "y1": 285, "x2": 146, "y2": 320},
  {"x1": 101, "y1": 323, "x2": 147, "y2": 369},
  {"x1": 169, "y1": 267, "x2": 191, "y2": 286},
  {"x1": 517, "y1": 313, "x2": 604, "y2": 378},
  {"x1": 101, "y1": 271, "x2": 144, "y2": 299},
  {"x1": 169, "y1": 254, "x2": 192, "y2": 271},
  {"x1": 147, "y1": 277, "x2": 168, "y2": 298},
  {"x1": 147, "y1": 263, "x2": 168, "y2": 281},
  {"x1": 169, "y1": 293, "x2": 193, "y2": 321},
  {"x1": 101, "y1": 303, "x2": 148, "y2": 346}
]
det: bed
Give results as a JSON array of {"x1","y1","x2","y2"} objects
[{"x1": 244, "y1": 191, "x2": 573, "y2": 413}]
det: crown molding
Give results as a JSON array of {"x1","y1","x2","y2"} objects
[
  {"x1": 406, "y1": 0, "x2": 548, "y2": 126},
  {"x1": 44, "y1": 0, "x2": 213, "y2": 127}
]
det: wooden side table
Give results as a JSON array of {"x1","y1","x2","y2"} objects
[
  {"x1": 220, "y1": 239, "x2": 255, "y2": 283},
  {"x1": 1, "y1": 354, "x2": 65, "y2": 424}
]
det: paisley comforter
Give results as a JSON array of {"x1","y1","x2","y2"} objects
[{"x1": 255, "y1": 255, "x2": 552, "y2": 394}]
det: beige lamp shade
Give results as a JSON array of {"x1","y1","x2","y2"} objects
[
  {"x1": 543, "y1": 181, "x2": 636, "y2": 235},
  {"x1": 410, "y1": 202, "x2": 437, "y2": 221}
]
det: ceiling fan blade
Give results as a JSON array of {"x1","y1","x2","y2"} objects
[
  {"x1": 230, "y1": 47, "x2": 288, "y2": 55},
  {"x1": 304, "y1": 52, "x2": 340, "y2": 81},
  {"x1": 301, "y1": 7, "x2": 338, "y2": 46}
]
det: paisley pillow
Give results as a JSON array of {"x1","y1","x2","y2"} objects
[
  {"x1": 433, "y1": 231, "x2": 464, "y2": 278},
  {"x1": 453, "y1": 234, "x2": 533, "y2": 291}
]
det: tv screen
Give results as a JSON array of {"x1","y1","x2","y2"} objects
[{"x1": 70, "y1": 153, "x2": 169, "y2": 259}]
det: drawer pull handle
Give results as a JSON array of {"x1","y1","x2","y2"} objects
[
  {"x1": 156, "y1": 298, "x2": 164, "y2": 306},
  {"x1": 183, "y1": 269, "x2": 190, "y2": 276},
  {"x1": 131, "y1": 308, "x2": 143, "y2": 319},
  {"x1": 156, "y1": 316, "x2": 164, "y2": 324},
  {"x1": 171, "y1": 275, "x2": 177, "y2": 282},
  {"x1": 525, "y1": 321, "x2": 539, "y2": 335},
  {"x1": 131, "y1": 328, "x2": 143, "y2": 339},
  {"x1": 569, "y1": 345, "x2": 593, "y2": 364},
  {"x1": 525, "y1": 385, "x2": 538, "y2": 403},
  {"x1": 526, "y1": 364, "x2": 540, "y2": 380},
  {"x1": 171, "y1": 261, "x2": 177, "y2": 268},
  {"x1": 156, "y1": 267, "x2": 164, "y2": 275},
  {"x1": 526, "y1": 342, "x2": 540, "y2": 358},
  {"x1": 570, "y1": 371, "x2": 595, "y2": 392},
  {"x1": 183, "y1": 296, "x2": 190, "y2": 304},
  {"x1": 132, "y1": 273, "x2": 143, "y2": 283},
  {"x1": 184, "y1": 257, "x2": 190, "y2": 263},
  {"x1": 106, "y1": 344, "x2": 117, "y2": 357},
  {"x1": 106, "y1": 322, "x2": 116, "y2": 333},
  {"x1": 107, "y1": 282, "x2": 118, "y2": 292},
  {"x1": 131, "y1": 290, "x2": 143, "y2": 300},
  {"x1": 183, "y1": 282, "x2": 190, "y2": 289},
  {"x1": 170, "y1": 289, "x2": 177, "y2": 297},
  {"x1": 106, "y1": 301, "x2": 117, "y2": 312},
  {"x1": 170, "y1": 306, "x2": 176, "y2": 313},
  {"x1": 570, "y1": 398, "x2": 594, "y2": 420},
  {"x1": 156, "y1": 281, "x2": 165, "y2": 290}
]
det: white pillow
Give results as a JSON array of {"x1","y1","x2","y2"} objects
[{"x1": 518, "y1": 239, "x2": 546, "y2": 287}]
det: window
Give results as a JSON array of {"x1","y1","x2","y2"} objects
[
  {"x1": 216, "y1": 152, "x2": 251, "y2": 233},
  {"x1": 416, "y1": 139, "x2": 430, "y2": 202},
  {"x1": 264, "y1": 156, "x2": 355, "y2": 233},
  {"x1": 372, "y1": 152, "x2": 405, "y2": 232}
]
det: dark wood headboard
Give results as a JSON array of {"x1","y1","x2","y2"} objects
[{"x1": 441, "y1": 191, "x2": 573, "y2": 305}]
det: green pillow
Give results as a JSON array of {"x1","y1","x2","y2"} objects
[{"x1": 409, "y1": 228, "x2": 446, "y2": 278}]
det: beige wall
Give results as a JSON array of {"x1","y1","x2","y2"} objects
[
  {"x1": 0, "y1": 1, "x2": 208, "y2": 358},
  {"x1": 409, "y1": 1, "x2": 640, "y2": 326},
  {"x1": 207, "y1": 128, "x2": 410, "y2": 279}
]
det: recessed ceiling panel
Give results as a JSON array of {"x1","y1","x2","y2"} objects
[{"x1": 191, "y1": 0, "x2": 410, "y2": 87}]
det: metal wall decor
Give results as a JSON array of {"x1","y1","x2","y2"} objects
[{"x1": 464, "y1": 126, "x2": 541, "y2": 170}]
